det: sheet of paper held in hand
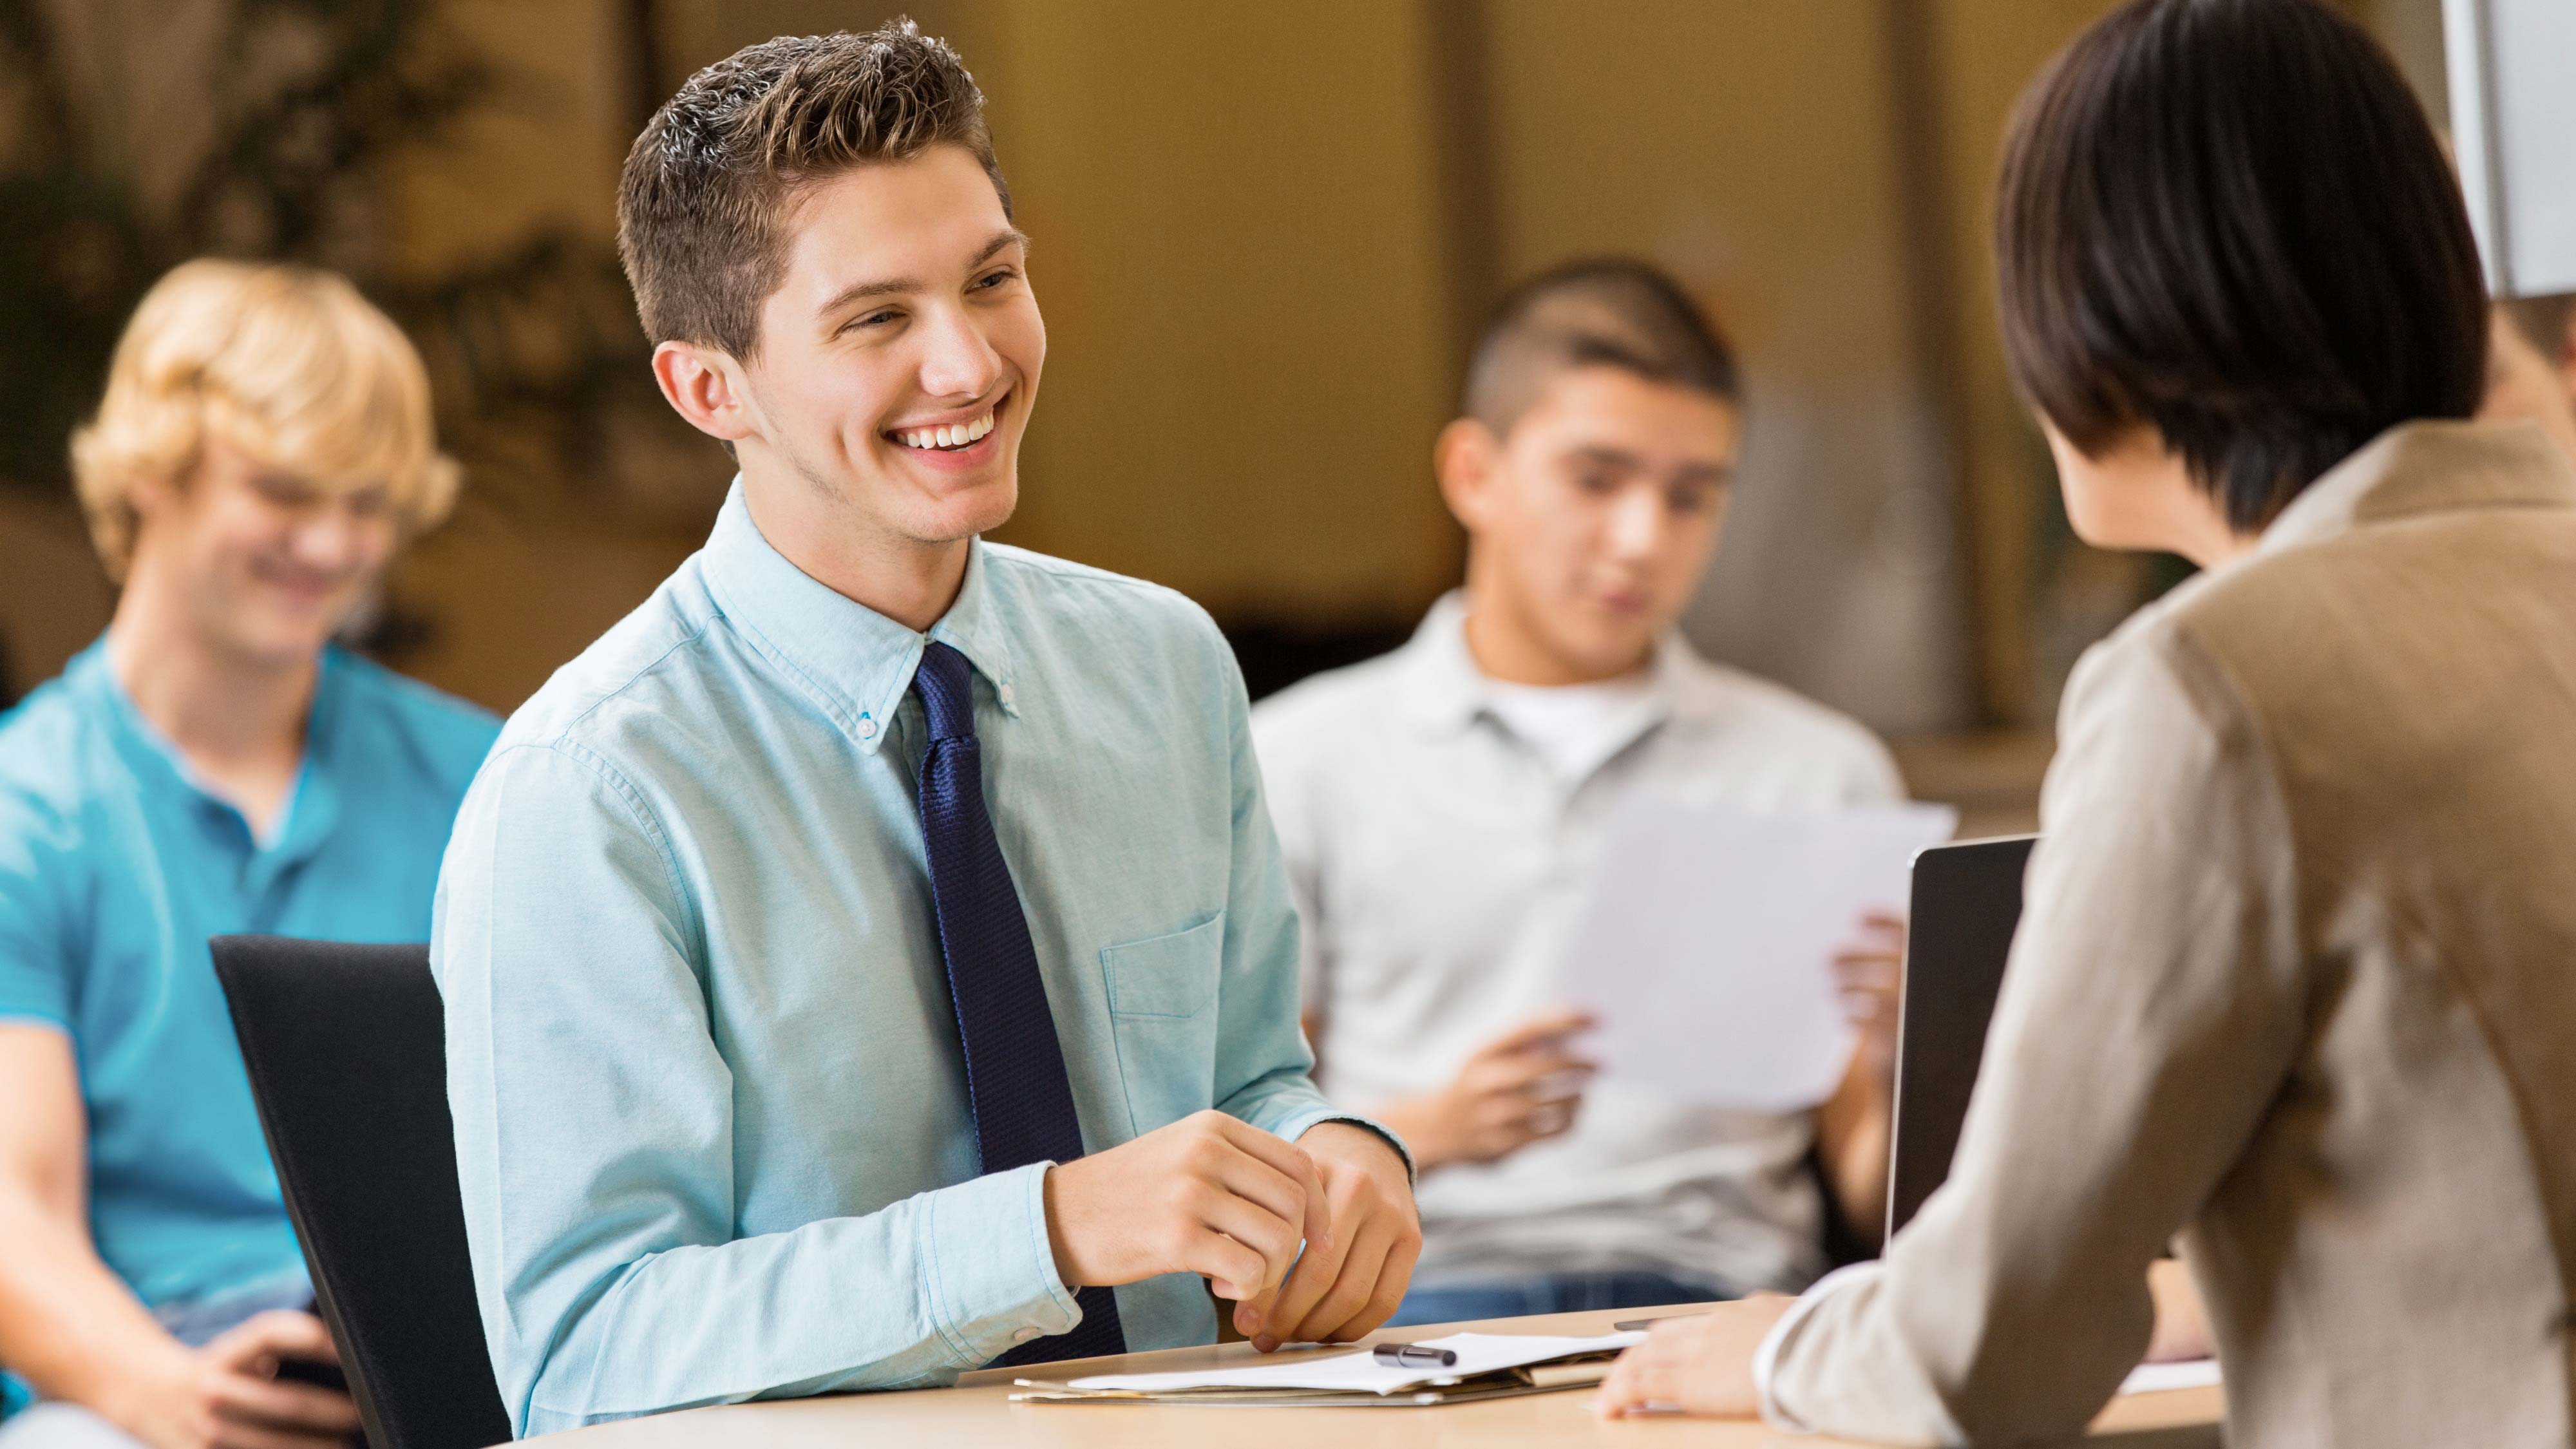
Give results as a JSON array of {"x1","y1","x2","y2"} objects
[
  {"x1": 1560, "y1": 801, "x2": 1959, "y2": 1112},
  {"x1": 1050, "y1": 1331, "x2": 1644, "y2": 1396}
]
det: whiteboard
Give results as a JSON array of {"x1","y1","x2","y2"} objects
[{"x1": 2447, "y1": 0, "x2": 2576, "y2": 298}]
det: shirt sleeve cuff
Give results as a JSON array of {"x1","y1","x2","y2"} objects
[
  {"x1": 921, "y1": 1160, "x2": 1082, "y2": 1364},
  {"x1": 1754, "y1": 1261, "x2": 1881, "y2": 1434},
  {"x1": 1283, "y1": 1108, "x2": 1417, "y2": 1184}
]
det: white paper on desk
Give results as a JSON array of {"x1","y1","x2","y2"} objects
[
  {"x1": 2120, "y1": 1358, "x2": 2222, "y2": 1395},
  {"x1": 1558, "y1": 801, "x2": 1958, "y2": 1112},
  {"x1": 1058, "y1": 1331, "x2": 1643, "y2": 1396}
]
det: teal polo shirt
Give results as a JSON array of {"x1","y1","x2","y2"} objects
[{"x1": 0, "y1": 638, "x2": 497, "y2": 1333}]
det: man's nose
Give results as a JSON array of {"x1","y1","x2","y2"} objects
[
  {"x1": 1604, "y1": 488, "x2": 1669, "y2": 560},
  {"x1": 917, "y1": 305, "x2": 1004, "y2": 401},
  {"x1": 290, "y1": 506, "x2": 367, "y2": 573}
]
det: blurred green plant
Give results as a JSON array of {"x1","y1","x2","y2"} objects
[{"x1": 0, "y1": 0, "x2": 665, "y2": 513}]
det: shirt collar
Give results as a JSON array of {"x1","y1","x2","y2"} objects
[
  {"x1": 2260, "y1": 419, "x2": 2576, "y2": 557},
  {"x1": 697, "y1": 481, "x2": 1019, "y2": 756},
  {"x1": 1394, "y1": 591, "x2": 1692, "y2": 741},
  {"x1": 72, "y1": 638, "x2": 345, "y2": 869}
]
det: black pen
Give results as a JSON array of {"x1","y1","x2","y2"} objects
[{"x1": 1372, "y1": 1342, "x2": 1460, "y2": 1368}]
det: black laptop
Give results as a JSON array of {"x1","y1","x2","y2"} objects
[{"x1": 1885, "y1": 834, "x2": 2037, "y2": 1235}]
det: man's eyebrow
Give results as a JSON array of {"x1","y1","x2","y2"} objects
[
  {"x1": 1567, "y1": 444, "x2": 1645, "y2": 469},
  {"x1": 815, "y1": 229, "x2": 1031, "y2": 321},
  {"x1": 1564, "y1": 444, "x2": 1733, "y2": 484},
  {"x1": 968, "y1": 228, "x2": 1030, "y2": 270}
]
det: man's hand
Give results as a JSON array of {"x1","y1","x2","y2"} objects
[
  {"x1": 109, "y1": 1310, "x2": 361, "y2": 1449},
  {"x1": 1833, "y1": 911, "x2": 1908, "y2": 1086},
  {"x1": 1241, "y1": 1122, "x2": 1420, "y2": 1351},
  {"x1": 1044, "y1": 1110, "x2": 1331, "y2": 1310},
  {"x1": 1593, "y1": 1294, "x2": 1794, "y2": 1419},
  {"x1": 1371, "y1": 1010, "x2": 1595, "y2": 1171}
]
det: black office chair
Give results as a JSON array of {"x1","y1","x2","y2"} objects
[{"x1": 212, "y1": 937, "x2": 512, "y2": 1449}]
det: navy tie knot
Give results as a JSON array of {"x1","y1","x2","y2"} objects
[{"x1": 912, "y1": 640, "x2": 978, "y2": 743}]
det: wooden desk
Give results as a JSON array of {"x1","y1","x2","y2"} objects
[{"x1": 530, "y1": 1306, "x2": 2222, "y2": 1449}]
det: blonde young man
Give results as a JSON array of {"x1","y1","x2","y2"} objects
[
  {"x1": 0, "y1": 262, "x2": 499, "y2": 1449},
  {"x1": 1254, "y1": 261, "x2": 1909, "y2": 1325},
  {"x1": 431, "y1": 25, "x2": 1416, "y2": 1436}
]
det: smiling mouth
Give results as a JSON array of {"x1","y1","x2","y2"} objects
[
  {"x1": 888, "y1": 399, "x2": 1001, "y2": 453},
  {"x1": 253, "y1": 565, "x2": 351, "y2": 600}
]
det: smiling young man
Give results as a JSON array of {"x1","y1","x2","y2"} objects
[
  {"x1": 1253, "y1": 261, "x2": 1908, "y2": 1327},
  {"x1": 430, "y1": 24, "x2": 1417, "y2": 1435},
  {"x1": 0, "y1": 261, "x2": 497, "y2": 1449}
]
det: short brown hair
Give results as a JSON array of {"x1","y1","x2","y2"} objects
[
  {"x1": 1996, "y1": 0, "x2": 2486, "y2": 532},
  {"x1": 1464, "y1": 259, "x2": 1741, "y2": 435},
  {"x1": 616, "y1": 19, "x2": 1009, "y2": 361}
]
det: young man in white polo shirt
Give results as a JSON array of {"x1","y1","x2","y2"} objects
[{"x1": 1253, "y1": 260, "x2": 1906, "y2": 1324}]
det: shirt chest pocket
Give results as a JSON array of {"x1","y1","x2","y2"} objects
[{"x1": 1101, "y1": 913, "x2": 1224, "y2": 1137}]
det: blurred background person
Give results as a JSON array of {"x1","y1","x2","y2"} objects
[
  {"x1": 1597, "y1": 2, "x2": 2576, "y2": 1443},
  {"x1": 0, "y1": 260, "x2": 496, "y2": 1449},
  {"x1": 1256, "y1": 260, "x2": 1910, "y2": 1327}
]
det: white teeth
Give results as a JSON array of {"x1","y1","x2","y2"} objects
[{"x1": 895, "y1": 410, "x2": 997, "y2": 451}]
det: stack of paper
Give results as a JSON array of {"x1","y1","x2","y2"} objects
[
  {"x1": 2120, "y1": 1358, "x2": 2222, "y2": 1395},
  {"x1": 1011, "y1": 1331, "x2": 1644, "y2": 1408}
]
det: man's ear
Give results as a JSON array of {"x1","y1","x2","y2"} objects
[
  {"x1": 651, "y1": 341, "x2": 761, "y2": 444},
  {"x1": 128, "y1": 467, "x2": 181, "y2": 522},
  {"x1": 2556, "y1": 309, "x2": 2576, "y2": 395},
  {"x1": 1434, "y1": 417, "x2": 1501, "y2": 534}
]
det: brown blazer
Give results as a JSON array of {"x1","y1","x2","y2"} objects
[{"x1": 1763, "y1": 421, "x2": 2576, "y2": 1448}]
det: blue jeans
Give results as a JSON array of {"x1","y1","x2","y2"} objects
[{"x1": 1385, "y1": 1269, "x2": 1734, "y2": 1327}]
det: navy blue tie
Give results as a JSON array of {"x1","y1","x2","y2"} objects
[{"x1": 910, "y1": 640, "x2": 1128, "y2": 1366}]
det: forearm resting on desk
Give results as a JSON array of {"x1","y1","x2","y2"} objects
[{"x1": 480, "y1": 1163, "x2": 1103, "y2": 1435}]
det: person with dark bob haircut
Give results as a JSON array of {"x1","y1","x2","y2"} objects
[{"x1": 1596, "y1": 1, "x2": 2576, "y2": 1444}]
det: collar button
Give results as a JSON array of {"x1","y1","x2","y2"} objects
[{"x1": 857, "y1": 715, "x2": 879, "y2": 741}]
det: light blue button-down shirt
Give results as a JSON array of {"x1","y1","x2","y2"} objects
[{"x1": 433, "y1": 486, "x2": 1372, "y2": 1435}]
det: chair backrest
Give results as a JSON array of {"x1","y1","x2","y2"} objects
[
  {"x1": 1886, "y1": 835, "x2": 2037, "y2": 1236},
  {"x1": 211, "y1": 936, "x2": 511, "y2": 1449}
]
